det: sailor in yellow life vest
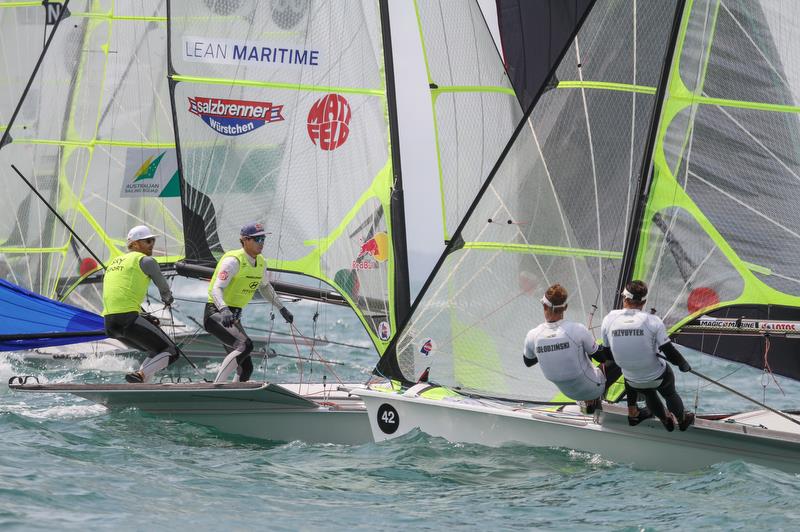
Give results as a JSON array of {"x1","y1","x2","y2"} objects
[
  {"x1": 102, "y1": 225, "x2": 177, "y2": 383},
  {"x1": 204, "y1": 222, "x2": 293, "y2": 383}
]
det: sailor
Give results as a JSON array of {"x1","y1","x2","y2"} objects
[
  {"x1": 102, "y1": 225, "x2": 178, "y2": 383},
  {"x1": 523, "y1": 284, "x2": 622, "y2": 414},
  {"x1": 204, "y1": 222, "x2": 293, "y2": 383},
  {"x1": 601, "y1": 280, "x2": 695, "y2": 431}
]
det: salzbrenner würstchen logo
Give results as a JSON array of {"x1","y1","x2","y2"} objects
[{"x1": 188, "y1": 97, "x2": 284, "y2": 136}]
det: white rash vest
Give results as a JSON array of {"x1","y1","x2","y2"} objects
[
  {"x1": 523, "y1": 319, "x2": 605, "y2": 400},
  {"x1": 601, "y1": 308, "x2": 670, "y2": 385}
]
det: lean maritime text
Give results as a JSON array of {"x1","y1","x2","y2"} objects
[{"x1": 183, "y1": 37, "x2": 320, "y2": 66}]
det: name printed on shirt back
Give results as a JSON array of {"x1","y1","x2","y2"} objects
[
  {"x1": 612, "y1": 329, "x2": 644, "y2": 336},
  {"x1": 536, "y1": 342, "x2": 570, "y2": 353}
]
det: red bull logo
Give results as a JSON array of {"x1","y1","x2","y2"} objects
[
  {"x1": 420, "y1": 338, "x2": 433, "y2": 356},
  {"x1": 307, "y1": 93, "x2": 351, "y2": 150},
  {"x1": 352, "y1": 232, "x2": 388, "y2": 270}
]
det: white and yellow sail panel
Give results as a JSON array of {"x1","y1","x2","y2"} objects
[
  {"x1": 0, "y1": 0, "x2": 182, "y2": 313},
  {"x1": 380, "y1": 1, "x2": 680, "y2": 401},
  {"x1": 633, "y1": 0, "x2": 800, "y2": 378},
  {"x1": 168, "y1": 0, "x2": 402, "y2": 351},
  {"x1": 413, "y1": 0, "x2": 522, "y2": 242}
]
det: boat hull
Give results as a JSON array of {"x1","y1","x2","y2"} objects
[
  {"x1": 356, "y1": 388, "x2": 800, "y2": 473},
  {"x1": 11, "y1": 381, "x2": 371, "y2": 445}
]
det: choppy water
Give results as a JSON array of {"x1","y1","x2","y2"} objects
[{"x1": 2, "y1": 283, "x2": 800, "y2": 530}]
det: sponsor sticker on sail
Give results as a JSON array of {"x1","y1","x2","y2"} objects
[
  {"x1": 121, "y1": 149, "x2": 180, "y2": 197},
  {"x1": 307, "y1": 94, "x2": 351, "y2": 150},
  {"x1": 189, "y1": 97, "x2": 284, "y2": 136}
]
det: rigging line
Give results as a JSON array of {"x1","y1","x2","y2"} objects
[
  {"x1": 290, "y1": 322, "x2": 343, "y2": 383},
  {"x1": 527, "y1": 117, "x2": 587, "y2": 314},
  {"x1": 11, "y1": 165, "x2": 106, "y2": 269},
  {"x1": 574, "y1": 37, "x2": 604, "y2": 317},
  {"x1": 658, "y1": 355, "x2": 800, "y2": 427}
]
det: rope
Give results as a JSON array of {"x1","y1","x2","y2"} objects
[
  {"x1": 761, "y1": 335, "x2": 785, "y2": 398},
  {"x1": 290, "y1": 322, "x2": 343, "y2": 385}
]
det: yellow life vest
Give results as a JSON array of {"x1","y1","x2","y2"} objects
[
  {"x1": 207, "y1": 248, "x2": 266, "y2": 308},
  {"x1": 102, "y1": 251, "x2": 148, "y2": 315}
]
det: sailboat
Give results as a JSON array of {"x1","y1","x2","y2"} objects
[
  {"x1": 0, "y1": 0, "x2": 323, "y2": 363},
  {"x1": 355, "y1": 0, "x2": 800, "y2": 472},
  {"x1": 7, "y1": 0, "x2": 526, "y2": 443}
]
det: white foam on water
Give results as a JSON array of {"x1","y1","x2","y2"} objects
[
  {"x1": 5, "y1": 400, "x2": 107, "y2": 420},
  {"x1": 76, "y1": 353, "x2": 138, "y2": 373}
]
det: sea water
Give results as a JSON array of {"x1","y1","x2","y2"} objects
[{"x1": 1, "y1": 282, "x2": 799, "y2": 530}]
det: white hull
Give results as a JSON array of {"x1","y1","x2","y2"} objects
[
  {"x1": 11, "y1": 381, "x2": 370, "y2": 445},
  {"x1": 356, "y1": 387, "x2": 800, "y2": 473},
  {"x1": 20, "y1": 334, "x2": 314, "y2": 361}
]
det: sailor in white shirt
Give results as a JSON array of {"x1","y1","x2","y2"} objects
[
  {"x1": 601, "y1": 280, "x2": 694, "y2": 431},
  {"x1": 523, "y1": 284, "x2": 618, "y2": 413}
]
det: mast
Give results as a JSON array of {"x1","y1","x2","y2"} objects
[
  {"x1": 615, "y1": 0, "x2": 686, "y2": 307},
  {"x1": 379, "y1": 0, "x2": 411, "y2": 329}
]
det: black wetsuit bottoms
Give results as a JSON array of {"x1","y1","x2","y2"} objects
[
  {"x1": 104, "y1": 311, "x2": 178, "y2": 360},
  {"x1": 203, "y1": 303, "x2": 254, "y2": 381},
  {"x1": 625, "y1": 365, "x2": 684, "y2": 421}
]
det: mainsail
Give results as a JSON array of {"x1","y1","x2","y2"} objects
[
  {"x1": 413, "y1": 0, "x2": 522, "y2": 241},
  {"x1": 377, "y1": 0, "x2": 679, "y2": 401},
  {"x1": 628, "y1": 0, "x2": 800, "y2": 380},
  {"x1": 0, "y1": 0, "x2": 182, "y2": 314},
  {"x1": 167, "y1": 0, "x2": 409, "y2": 351}
]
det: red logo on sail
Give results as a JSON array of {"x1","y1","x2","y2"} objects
[
  {"x1": 420, "y1": 339, "x2": 433, "y2": 356},
  {"x1": 352, "y1": 232, "x2": 388, "y2": 270},
  {"x1": 307, "y1": 93, "x2": 351, "y2": 150}
]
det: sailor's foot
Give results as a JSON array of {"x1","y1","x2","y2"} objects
[
  {"x1": 584, "y1": 398, "x2": 602, "y2": 414},
  {"x1": 125, "y1": 370, "x2": 145, "y2": 384},
  {"x1": 627, "y1": 407, "x2": 653, "y2": 426},
  {"x1": 679, "y1": 412, "x2": 695, "y2": 431},
  {"x1": 659, "y1": 414, "x2": 675, "y2": 432}
]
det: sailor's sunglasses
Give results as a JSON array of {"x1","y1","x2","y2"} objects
[
  {"x1": 140, "y1": 238, "x2": 155, "y2": 244},
  {"x1": 247, "y1": 235, "x2": 266, "y2": 244}
]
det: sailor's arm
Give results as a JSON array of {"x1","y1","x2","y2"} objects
[
  {"x1": 660, "y1": 342, "x2": 691, "y2": 372},
  {"x1": 139, "y1": 256, "x2": 173, "y2": 305},
  {"x1": 650, "y1": 316, "x2": 691, "y2": 371},
  {"x1": 523, "y1": 335, "x2": 538, "y2": 367},
  {"x1": 259, "y1": 267, "x2": 293, "y2": 323}
]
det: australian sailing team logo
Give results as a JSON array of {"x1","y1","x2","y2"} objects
[
  {"x1": 420, "y1": 339, "x2": 434, "y2": 356},
  {"x1": 121, "y1": 149, "x2": 180, "y2": 198},
  {"x1": 307, "y1": 93, "x2": 351, "y2": 150},
  {"x1": 189, "y1": 97, "x2": 284, "y2": 136}
]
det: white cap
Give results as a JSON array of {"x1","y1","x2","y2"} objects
[{"x1": 127, "y1": 225, "x2": 157, "y2": 244}]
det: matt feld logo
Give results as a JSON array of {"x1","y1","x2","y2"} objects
[
  {"x1": 189, "y1": 97, "x2": 284, "y2": 136},
  {"x1": 307, "y1": 93, "x2": 351, "y2": 150}
]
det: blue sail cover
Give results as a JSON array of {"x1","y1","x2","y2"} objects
[{"x1": 0, "y1": 279, "x2": 105, "y2": 351}]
